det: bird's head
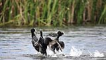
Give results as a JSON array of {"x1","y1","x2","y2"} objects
[
  {"x1": 57, "y1": 31, "x2": 64, "y2": 36},
  {"x1": 31, "y1": 28, "x2": 35, "y2": 33}
]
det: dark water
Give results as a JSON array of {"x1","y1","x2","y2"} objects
[{"x1": 0, "y1": 26, "x2": 106, "y2": 60}]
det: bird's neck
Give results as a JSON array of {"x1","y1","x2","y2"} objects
[
  {"x1": 31, "y1": 32, "x2": 35, "y2": 37},
  {"x1": 40, "y1": 31, "x2": 43, "y2": 38},
  {"x1": 56, "y1": 35, "x2": 60, "y2": 41}
]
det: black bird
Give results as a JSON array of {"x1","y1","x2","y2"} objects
[
  {"x1": 31, "y1": 29, "x2": 47, "y2": 55},
  {"x1": 39, "y1": 30, "x2": 47, "y2": 55},
  {"x1": 45, "y1": 31, "x2": 65, "y2": 53},
  {"x1": 31, "y1": 28, "x2": 40, "y2": 52},
  {"x1": 31, "y1": 29, "x2": 64, "y2": 55}
]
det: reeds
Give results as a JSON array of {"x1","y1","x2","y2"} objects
[{"x1": 0, "y1": 0, "x2": 106, "y2": 27}]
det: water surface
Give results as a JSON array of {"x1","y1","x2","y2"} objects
[{"x1": 0, "y1": 26, "x2": 106, "y2": 60}]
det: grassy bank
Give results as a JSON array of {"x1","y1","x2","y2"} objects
[{"x1": 0, "y1": 0, "x2": 106, "y2": 27}]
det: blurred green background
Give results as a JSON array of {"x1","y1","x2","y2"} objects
[{"x1": 0, "y1": 0, "x2": 106, "y2": 27}]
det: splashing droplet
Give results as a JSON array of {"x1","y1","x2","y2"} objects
[
  {"x1": 89, "y1": 50, "x2": 104, "y2": 57},
  {"x1": 93, "y1": 50, "x2": 104, "y2": 57},
  {"x1": 46, "y1": 46, "x2": 54, "y2": 56},
  {"x1": 70, "y1": 46, "x2": 82, "y2": 57}
]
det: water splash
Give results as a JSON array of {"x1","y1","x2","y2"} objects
[
  {"x1": 46, "y1": 46, "x2": 54, "y2": 56},
  {"x1": 37, "y1": 46, "x2": 104, "y2": 58},
  {"x1": 46, "y1": 46, "x2": 64, "y2": 57},
  {"x1": 89, "y1": 50, "x2": 104, "y2": 57},
  {"x1": 70, "y1": 46, "x2": 82, "y2": 57}
]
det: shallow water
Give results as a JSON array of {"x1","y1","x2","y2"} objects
[{"x1": 0, "y1": 26, "x2": 106, "y2": 60}]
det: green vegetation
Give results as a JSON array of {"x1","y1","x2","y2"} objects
[{"x1": 0, "y1": 0, "x2": 106, "y2": 27}]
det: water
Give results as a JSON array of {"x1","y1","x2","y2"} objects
[{"x1": 0, "y1": 26, "x2": 106, "y2": 60}]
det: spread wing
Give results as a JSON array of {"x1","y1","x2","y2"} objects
[
  {"x1": 32, "y1": 35, "x2": 38, "y2": 42},
  {"x1": 32, "y1": 35, "x2": 39, "y2": 46}
]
